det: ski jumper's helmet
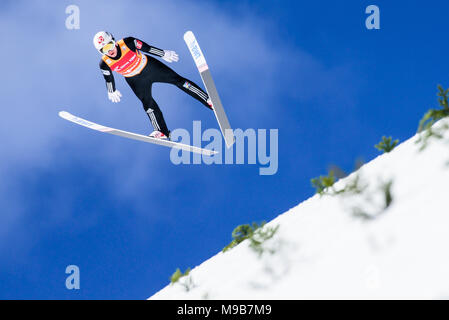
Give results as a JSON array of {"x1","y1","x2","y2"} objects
[{"x1": 93, "y1": 31, "x2": 116, "y2": 54}]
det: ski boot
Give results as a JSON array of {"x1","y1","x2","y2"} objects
[{"x1": 149, "y1": 130, "x2": 170, "y2": 140}]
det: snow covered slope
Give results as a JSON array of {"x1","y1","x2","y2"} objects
[{"x1": 150, "y1": 120, "x2": 449, "y2": 300}]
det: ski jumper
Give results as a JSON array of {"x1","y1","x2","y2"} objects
[{"x1": 99, "y1": 37, "x2": 212, "y2": 136}]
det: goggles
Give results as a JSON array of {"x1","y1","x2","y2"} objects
[{"x1": 101, "y1": 40, "x2": 116, "y2": 54}]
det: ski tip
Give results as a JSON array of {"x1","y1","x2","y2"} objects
[
  {"x1": 183, "y1": 30, "x2": 194, "y2": 41},
  {"x1": 58, "y1": 111, "x2": 71, "y2": 119}
]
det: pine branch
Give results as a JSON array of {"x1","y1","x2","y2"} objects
[
  {"x1": 222, "y1": 222, "x2": 266, "y2": 252},
  {"x1": 375, "y1": 136, "x2": 399, "y2": 153},
  {"x1": 170, "y1": 267, "x2": 191, "y2": 284},
  {"x1": 416, "y1": 85, "x2": 449, "y2": 150},
  {"x1": 311, "y1": 171, "x2": 336, "y2": 195}
]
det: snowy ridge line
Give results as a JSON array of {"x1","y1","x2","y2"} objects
[{"x1": 150, "y1": 119, "x2": 449, "y2": 299}]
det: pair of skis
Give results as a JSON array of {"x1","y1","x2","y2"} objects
[{"x1": 59, "y1": 31, "x2": 234, "y2": 155}]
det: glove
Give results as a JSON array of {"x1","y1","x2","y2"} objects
[
  {"x1": 108, "y1": 90, "x2": 122, "y2": 103},
  {"x1": 162, "y1": 50, "x2": 179, "y2": 63}
]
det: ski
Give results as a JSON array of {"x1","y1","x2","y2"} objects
[
  {"x1": 184, "y1": 31, "x2": 235, "y2": 149},
  {"x1": 58, "y1": 111, "x2": 218, "y2": 156}
]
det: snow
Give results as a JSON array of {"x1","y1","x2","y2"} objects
[{"x1": 150, "y1": 120, "x2": 449, "y2": 300}]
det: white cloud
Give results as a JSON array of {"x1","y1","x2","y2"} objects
[{"x1": 0, "y1": 0, "x2": 359, "y2": 252}]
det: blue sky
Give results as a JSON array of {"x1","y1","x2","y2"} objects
[{"x1": 0, "y1": 0, "x2": 448, "y2": 299}]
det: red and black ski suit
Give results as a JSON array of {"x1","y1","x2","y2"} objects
[{"x1": 99, "y1": 36, "x2": 212, "y2": 137}]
